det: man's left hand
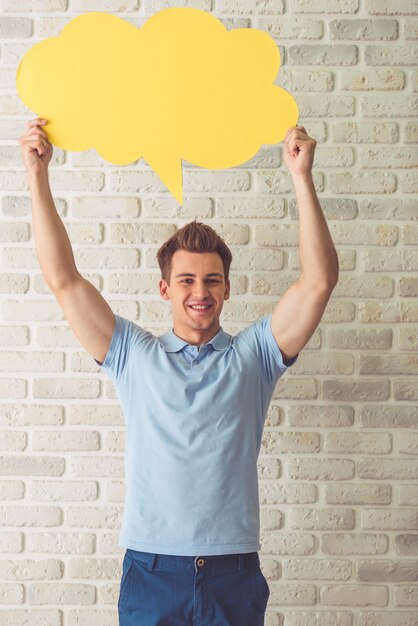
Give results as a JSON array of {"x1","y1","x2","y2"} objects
[{"x1": 283, "y1": 124, "x2": 317, "y2": 178}]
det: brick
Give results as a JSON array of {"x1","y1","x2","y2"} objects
[
  {"x1": 321, "y1": 584, "x2": 388, "y2": 606},
  {"x1": 289, "y1": 45, "x2": 358, "y2": 65},
  {"x1": 278, "y1": 69, "x2": 334, "y2": 92},
  {"x1": 251, "y1": 272, "x2": 300, "y2": 296},
  {"x1": 341, "y1": 69, "x2": 405, "y2": 91},
  {"x1": 216, "y1": 0, "x2": 284, "y2": 13},
  {"x1": 109, "y1": 222, "x2": 175, "y2": 244},
  {"x1": 285, "y1": 612, "x2": 352, "y2": 626},
  {"x1": 267, "y1": 583, "x2": 317, "y2": 606},
  {"x1": 72, "y1": 196, "x2": 140, "y2": 219},
  {"x1": 0, "y1": 403, "x2": 63, "y2": 426},
  {"x1": 359, "y1": 197, "x2": 417, "y2": 219},
  {"x1": 330, "y1": 223, "x2": 398, "y2": 246},
  {"x1": 216, "y1": 196, "x2": 285, "y2": 219},
  {"x1": 366, "y1": 0, "x2": 418, "y2": 15},
  {"x1": 289, "y1": 507, "x2": 355, "y2": 530},
  {"x1": 258, "y1": 507, "x2": 283, "y2": 532},
  {"x1": 0, "y1": 430, "x2": 27, "y2": 451},
  {"x1": 298, "y1": 94, "x2": 355, "y2": 117},
  {"x1": 255, "y1": 16, "x2": 323, "y2": 40},
  {"x1": 357, "y1": 559, "x2": 418, "y2": 582},
  {"x1": 2, "y1": 0, "x2": 67, "y2": 10},
  {"x1": 259, "y1": 482, "x2": 317, "y2": 505},
  {"x1": 359, "y1": 458, "x2": 418, "y2": 479},
  {"x1": 0, "y1": 610, "x2": 61, "y2": 624},
  {"x1": 403, "y1": 18, "x2": 418, "y2": 39},
  {"x1": 402, "y1": 224, "x2": 418, "y2": 246},
  {"x1": 323, "y1": 379, "x2": 390, "y2": 401},
  {"x1": 325, "y1": 483, "x2": 392, "y2": 504},
  {"x1": 328, "y1": 327, "x2": 392, "y2": 350},
  {"x1": 284, "y1": 558, "x2": 351, "y2": 580},
  {"x1": 398, "y1": 433, "x2": 418, "y2": 454},
  {"x1": 359, "y1": 354, "x2": 418, "y2": 375},
  {"x1": 288, "y1": 458, "x2": 354, "y2": 480},
  {"x1": 66, "y1": 508, "x2": 122, "y2": 529},
  {"x1": 71, "y1": 0, "x2": 138, "y2": 10},
  {"x1": 0, "y1": 505, "x2": 62, "y2": 526},
  {"x1": 330, "y1": 18, "x2": 398, "y2": 40},
  {"x1": 360, "y1": 146, "x2": 418, "y2": 168},
  {"x1": 29, "y1": 480, "x2": 98, "y2": 502},
  {"x1": 0, "y1": 17, "x2": 32, "y2": 37},
  {"x1": 70, "y1": 456, "x2": 124, "y2": 478},
  {"x1": 360, "y1": 508, "x2": 418, "y2": 532},
  {"x1": 260, "y1": 532, "x2": 315, "y2": 556},
  {"x1": 399, "y1": 170, "x2": 418, "y2": 193},
  {"x1": 358, "y1": 613, "x2": 418, "y2": 625},
  {"x1": 396, "y1": 379, "x2": 418, "y2": 402},
  {"x1": 0, "y1": 351, "x2": 64, "y2": 372},
  {"x1": 0, "y1": 378, "x2": 26, "y2": 398},
  {"x1": 358, "y1": 300, "x2": 418, "y2": 323},
  {"x1": 360, "y1": 405, "x2": 418, "y2": 429},
  {"x1": 322, "y1": 531, "x2": 389, "y2": 554},
  {"x1": 394, "y1": 535, "x2": 418, "y2": 555},
  {"x1": 29, "y1": 582, "x2": 95, "y2": 605},
  {"x1": 32, "y1": 431, "x2": 100, "y2": 452},
  {"x1": 324, "y1": 432, "x2": 392, "y2": 454},
  {"x1": 362, "y1": 249, "x2": 418, "y2": 271},
  {"x1": 288, "y1": 404, "x2": 354, "y2": 428},
  {"x1": 142, "y1": 197, "x2": 213, "y2": 219},
  {"x1": 0, "y1": 273, "x2": 29, "y2": 294},
  {"x1": 332, "y1": 121, "x2": 399, "y2": 143},
  {"x1": 33, "y1": 378, "x2": 100, "y2": 399},
  {"x1": 290, "y1": 0, "x2": 359, "y2": 12},
  {"x1": 393, "y1": 587, "x2": 418, "y2": 606},
  {"x1": 261, "y1": 431, "x2": 320, "y2": 454},
  {"x1": 361, "y1": 95, "x2": 418, "y2": 117},
  {"x1": 66, "y1": 556, "x2": 122, "y2": 582},
  {"x1": 329, "y1": 171, "x2": 397, "y2": 193}
]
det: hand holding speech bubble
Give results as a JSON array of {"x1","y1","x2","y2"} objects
[{"x1": 16, "y1": 8, "x2": 299, "y2": 205}]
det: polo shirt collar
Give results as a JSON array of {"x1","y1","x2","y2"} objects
[{"x1": 159, "y1": 326, "x2": 232, "y2": 353}]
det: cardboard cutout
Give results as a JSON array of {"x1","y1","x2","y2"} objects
[{"x1": 16, "y1": 8, "x2": 299, "y2": 204}]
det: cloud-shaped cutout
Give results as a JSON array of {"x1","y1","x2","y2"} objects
[{"x1": 16, "y1": 8, "x2": 299, "y2": 204}]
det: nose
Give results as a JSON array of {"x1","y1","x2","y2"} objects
[{"x1": 193, "y1": 281, "x2": 209, "y2": 299}]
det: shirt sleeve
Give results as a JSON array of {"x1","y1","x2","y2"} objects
[
  {"x1": 94, "y1": 314, "x2": 143, "y2": 382},
  {"x1": 236, "y1": 313, "x2": 299, "y2": 386}
]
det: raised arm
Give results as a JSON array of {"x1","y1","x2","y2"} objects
[
  {"x1": 270, "y1": 125, "x2": 339, "y2": 365},
  {"x1": 19, "y1": 118, "x2": 115, "y2": 364}
]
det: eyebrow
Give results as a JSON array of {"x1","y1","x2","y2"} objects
[{"x1": 175, "y1": 273, "x2": 224, "y2": 278}]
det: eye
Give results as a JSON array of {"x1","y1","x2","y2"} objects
[{"x1": 181, "y1": 279, "x2": 193, "y2": 284}]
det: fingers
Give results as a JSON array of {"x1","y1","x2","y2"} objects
[
  {"x1": 25, "y1": 118, "x2": 48, "y2": 139},
  {"x1": 26, "y1": 117, "x2": 47, "y2": 128}
]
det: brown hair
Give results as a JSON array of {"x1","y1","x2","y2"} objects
[{"x1": 157, "y1": 221, "x2": 232, "y2": 284}]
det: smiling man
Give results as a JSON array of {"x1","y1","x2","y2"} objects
[{"x1": 20, "y1": 119, "x2": 338, "y2": 626}]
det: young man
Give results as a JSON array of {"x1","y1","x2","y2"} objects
[{"x1": 20, "y1": 118, "x2": 338, "y2": 626}]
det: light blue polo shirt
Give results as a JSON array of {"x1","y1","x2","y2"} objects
[{"x1": 96, "y1": 312, "x2": 298, "y2": 556}]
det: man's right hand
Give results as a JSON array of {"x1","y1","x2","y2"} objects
[{"x1": 19, "y1": 117, "x2": 53, "y2": 174}]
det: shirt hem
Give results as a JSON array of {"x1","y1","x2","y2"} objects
[{"x1": 118, "y1": 536, "x2": 261, "y2": 556}]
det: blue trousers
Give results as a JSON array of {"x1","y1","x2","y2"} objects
[{"x1": 118, "y1": 548, "x2": 270, "y2": 626}]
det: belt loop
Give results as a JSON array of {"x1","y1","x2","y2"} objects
[
  {"x1": 143, "y1": 553, "x2": 157, "y2": 572},
  {"x1": 238, "y1": 554, "x2": 244, "y2": 571}
]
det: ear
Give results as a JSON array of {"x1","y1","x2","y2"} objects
[
  {"x1": 159, "y1": 278, "x2": 171, "y2": 301},
  {"x1": 224, "y1": 278, "x2": 231, "y2": 301}
]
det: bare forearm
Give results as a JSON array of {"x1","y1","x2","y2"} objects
[
  {"x1": 28, "y1": 168, "x2": 79, "y2": 289},
  {"x1": 292, "y1": 172, "x2": 339, "y2": 288}
]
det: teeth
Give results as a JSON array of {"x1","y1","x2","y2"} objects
[{"x1": 190, "y1": 305, "x2": 210, "y2": 310}]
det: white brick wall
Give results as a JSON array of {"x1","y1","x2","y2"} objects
[{"x1": 1, "y1": 0, "x2": 417, "y2": 624}]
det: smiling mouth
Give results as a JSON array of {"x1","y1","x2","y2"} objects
[{"x1": 188, "y1": 304, "x2": 212, "y2": 311}]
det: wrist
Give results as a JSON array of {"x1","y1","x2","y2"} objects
[{"x1": 27, "y1": 166, "x2": 49, "y2": 183}]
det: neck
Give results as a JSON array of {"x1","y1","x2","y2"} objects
[{"x1": 172, "y1": 323, "x2": 221, "y2": 347}]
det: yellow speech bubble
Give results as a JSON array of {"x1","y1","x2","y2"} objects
[{"x1": 16, "y1": 9, "x2": 299, "y2": 204}]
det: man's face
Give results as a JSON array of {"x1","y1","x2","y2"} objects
[{"x1": 159, "y1": 249, "x2": 230, "y2": 343}]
